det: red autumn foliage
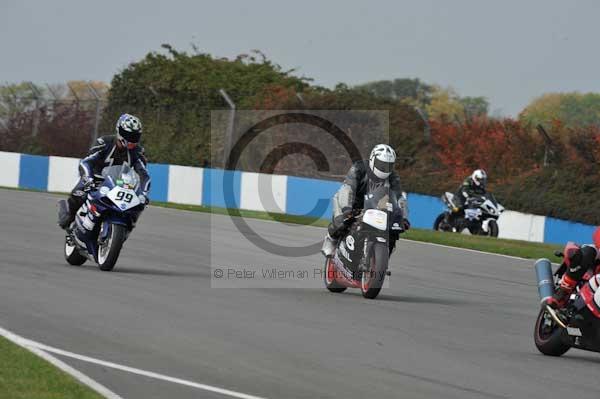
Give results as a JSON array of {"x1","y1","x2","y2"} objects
[
  {"x1": 0, "y1": 104, "x2": 95, "y2": 157},
  {"x1": 431, "y1": 116, "x2": 542, "y2": 183}
]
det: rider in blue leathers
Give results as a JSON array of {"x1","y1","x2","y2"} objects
[{"x1": 58, "y1": 114, "x2": 150, "y2": 229}]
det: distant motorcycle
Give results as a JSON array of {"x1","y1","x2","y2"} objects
[
  {"x1": 323, "y1": 186, "x2": 406, "y2": 299},
  {"x1": 533, "y1": 243, "x2": 600, "y2": 356},
  {"x1": 433, "y1": 192, "x2": 504, "y2": 237},
  {"x1": 58, "y1": 165, "x2": 145, "y2": 271}
]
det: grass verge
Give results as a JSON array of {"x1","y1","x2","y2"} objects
[
  {"x1": 152, "y1": 201, "x2": 562, "y2": 263},
  {"x1": 0, "y1": 336, "x2": 103, "y2": 399}
]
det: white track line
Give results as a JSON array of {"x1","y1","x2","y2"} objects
[
  {"x1": 1, "y1": 327, "x2": 268, "y2": 399},
  {"x1": 0, "y1": 326, "x2": 123, "y2": 399}
]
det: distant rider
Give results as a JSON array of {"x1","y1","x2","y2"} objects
[
  {"x1": 446, "y1": 169, "x2": 488, "y2": 223},
  {"x1": 58, "y1": 114, "x2": 151, "y2": 229},
  {"x1": 321, "y1": 144, "x2": 410, "y2": 258},
  {"x1": 545, "y1": 228, "x2": 600, "y2": 313}
]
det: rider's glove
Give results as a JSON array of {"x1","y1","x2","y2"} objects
[
  {"x1": 341, "y1": 207, "x2": 355, "y2": 225},
  {"x1": 402, "y1": 218, "x2": 411, "y2": 231},
  {"x1": 139, "y1": 193, "x2": 150, "y2": 206},
  {"x1": 82, "y1": 176, "x2": 95, "y2": 191}
]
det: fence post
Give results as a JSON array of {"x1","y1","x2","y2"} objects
[
  {"x1": 28, "y1": 82, "x2": 42, "y2": 137},
  {"x1": 148, "y1": 85, "x2": 160, "y2": 125},
  {"x1": 219, "y1": 89, "x2": 236, "y2": 169},
  {"x1": 536, "y1": 124, "x2": 553, "y2": 167},
  {"x1": 86, "y1": 82, "x2": 102, "y2": 146},
  {"x1": 415, "y1": 107, "x2": 430, "y2": 142}
]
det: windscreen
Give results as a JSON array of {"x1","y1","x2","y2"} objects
[{"x1": 101, "y1": 165, "x2": 140, "y2": 190}]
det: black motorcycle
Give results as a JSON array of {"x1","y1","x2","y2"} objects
[
  {"x1": 324, "y1": 185, "x2": 406, "y2": 299},
  {"x1": 433, "y1": 192, "x2": 504, "y2": 237}
]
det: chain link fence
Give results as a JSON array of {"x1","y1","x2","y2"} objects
[{"x1": 0, "y1": 82, "x2": 108, "y2": 158}]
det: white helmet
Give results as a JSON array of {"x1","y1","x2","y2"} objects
[
  {"x1": 471, "y1": 169, "x2": 487, "y2": 187},
  {"x1": 369, "y1": 144, "x2": 397, "y2": 179}
]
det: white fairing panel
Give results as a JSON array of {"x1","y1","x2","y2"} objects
[
  {"x1": 107, "y1": 186, "x2": 140, "y2": 210},
  {"x1": 363, "y1": 209, "x2": 387, "y2": 231},
  {"x1": 594, "y1": 284, "x2": 600, "y2": 310}
]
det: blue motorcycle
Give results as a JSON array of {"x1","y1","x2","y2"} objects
[{"x1": 60, "y1": 165, "x2": 145, "y2": 271}]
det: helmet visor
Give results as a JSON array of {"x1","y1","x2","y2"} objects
[
  {"x1": 374, "y1": 158, "x2": 394, "y2": 174},
  {"x1": 119, "y1": 128, "x2": 141, "y2": 144}
]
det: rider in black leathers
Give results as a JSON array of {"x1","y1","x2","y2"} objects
[
  {"x1": 321, "y1": 144, "x2": 410, "y2": 257},
  {"x1": 58, "y1": 114, "x2": 151, "y2": 229},
  {"x1": 446, "y1": 169, "x2": 487, "y2": 224}
]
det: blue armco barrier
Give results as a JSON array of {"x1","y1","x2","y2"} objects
[
  {"x1": 286, "y1": 176, "x2": 340, "y2": 219},
  {"x1": 146, "y1": 163, "x2": 169, "y2": 202},
  {"x1": 19, "y1": 154, "x2": 49, "y2": 190},
  {"x1": 544, "y1": 217, "x2": 596, "y2": 245},
  {"x1": 407, "y1": 193, "x2": 445, "y2": 229},
  {"x1": 202, "y1": 168, "x2": 242, "y2": 209},
  {"x1": 3, "y1": 151, "x2": 599, "y2": 244}
]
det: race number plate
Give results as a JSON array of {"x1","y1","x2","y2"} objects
[{"x1": 107, "y1": 186, "x2": 140, "y2": 211}]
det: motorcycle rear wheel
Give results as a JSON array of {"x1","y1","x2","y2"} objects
[
  {"x1": 64, "y1": 236, "x2": 86, "y2": 266},
  {"x1": 533, "y1": 307, "x2": 570, "y2": 356},
  {"x1": 361, "y1": 242, "x2": 388, "y2": 299},
  {"x1": 433, "y1": 213, "x2": 450, "y2": 232},
  {"x1": 97, "y1": 224, "x2": 127, "y2": 271}
]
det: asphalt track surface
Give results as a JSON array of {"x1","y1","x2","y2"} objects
[{"x1": 1, "y1": 187, "x2": 599, "y2": 399}]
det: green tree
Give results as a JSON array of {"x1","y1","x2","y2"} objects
[
  {"x1": 355, "y1": 78, "x2": 433, "y2": 108},
  {"x1": 103, "y1": 45, "x2": 309, "y2": 166},
  {"x1": 519, "y1": 92, "x2": 600, "y2": 128},
  {"x1": 460, "y1": 96, "x2": 489, "y2": 119}
]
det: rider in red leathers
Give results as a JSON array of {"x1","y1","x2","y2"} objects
[{"x1": 545, "y1": 227, "x2": 600, "y2": 313}]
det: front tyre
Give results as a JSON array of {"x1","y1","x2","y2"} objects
[
  {"x1": 64, "y1": 237, "x2": 86, "y2": 266},
  {"x1": 533, "y1": 307, "x2": 570, "y2": 356},
  {"x1": 324, "y1": 257, "x2": 347, "y2": 293},
  {"x1": 488, "y1": 220, "x2": 499, "y2": 237},
  {"x1": 361, "y1": 242, "x2": 388, "y2": 299},
  {"x1": 97, "y1": 224, "x2": 127, "y2": 271}
]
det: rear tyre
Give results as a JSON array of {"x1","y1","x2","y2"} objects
[
  {"x1": 488, "y1": 220, "x2": 499, "y2": 237},
  {"x1": 433, "y1": 213, "x2": 445, "y2": 231},
  {"x1": 324, "y1": 257, "x2": 347, "y2": 293},
  {"x1": 533, "y1": 307, "x2": 570, "y2": 356},
  {"x1": 64, "y1": 237, "x2": 86, "y2": 266},
  {"x1": 97, "y1": 224, "x2": 127, "y2": 272},
  {"x1": 361, "y1": 242, "x2": 388, "y2": 299}
]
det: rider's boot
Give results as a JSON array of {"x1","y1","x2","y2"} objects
[
  {"x1": 544, "y1": 274, "x2": 577, "y2": 326},
  {"x1": 321, "y1": 233, "x2": 338, "y2": 257},
  {"x1": 58, "y1": 196, "x2": 84, "y2": 230},
  {"x1": 57, "y1": 200, "x2": 72, "y2": 230}
]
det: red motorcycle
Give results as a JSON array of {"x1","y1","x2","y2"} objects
[{"x1": 534, "y1": 242, "x2": 600, "y2": 356}]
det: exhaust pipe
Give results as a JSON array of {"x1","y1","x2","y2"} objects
[{"x1": 535, "y1": 258, "x2": 554, "y2": 303}]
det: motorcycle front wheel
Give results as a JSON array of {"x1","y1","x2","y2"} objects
[
  {"x1": 323, "y1": 257, "x2": 347, "y2": 293},
  {"x1": 97, "y1": 224, "x2": 127, "y2": 271},
  {"x1": 533, "y1": 307, "x2": 570, "y2": 356},
  {"x1": 361, "y1": 242, "x2": 388, "y2": 299},
  {"x1": 488, "y1": 220, "x2": 499, "y2": 237}
]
